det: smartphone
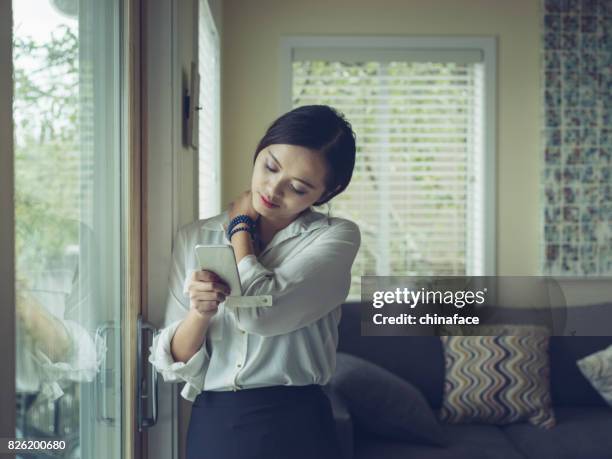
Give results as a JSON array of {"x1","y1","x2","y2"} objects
[{"x1": 195, "y1": 244, "x2": 243, "y2": 297}]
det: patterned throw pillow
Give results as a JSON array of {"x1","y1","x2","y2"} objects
[
  {"x1": 440, "y1": 335, "x2": 556, "y2": 429},
  {"x1": 577, "y1": 344, "x2": 612, "y2": 408}
]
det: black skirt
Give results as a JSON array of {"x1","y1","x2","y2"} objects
[{"x1": 186, "y1": 384, "x2": 341, "y2": 459}]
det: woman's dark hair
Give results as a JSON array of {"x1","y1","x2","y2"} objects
[{"x1": 253, "y1": 105, "x2": 356, "y2": 206}]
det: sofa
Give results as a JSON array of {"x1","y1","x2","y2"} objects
[{"x1": 326, "y1": 302, "x2": 612, "y2": 459}]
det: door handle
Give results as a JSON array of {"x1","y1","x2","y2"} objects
[
  {"x1": 137, "y1": 315, "x2": 158, "y2": 431},
  {"x1": 95, "y1": 321, "x2": 116, "y2": 425}
]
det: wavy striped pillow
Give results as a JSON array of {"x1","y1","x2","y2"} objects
[{"x1": 440, "y1": 335, "x2": 556, "y2": 429}]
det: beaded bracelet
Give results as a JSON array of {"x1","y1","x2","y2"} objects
[
  {"x1": 227, "y1": 214, "x2": 255, "y2": 240},
  {"x1": 229, "y1": 226, "x2": 253, "y2": 240},
  {"x1": 228, "y1": 214, "x2": 255, "y2": 232}
]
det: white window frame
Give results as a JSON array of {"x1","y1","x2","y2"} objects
[{"x1": 279, "y1": 36, "x2": 497, "y2": 276}]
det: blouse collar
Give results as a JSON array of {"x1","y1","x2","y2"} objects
[{"x1": 201, "y1": 207, "x2": 331, "y2": 248}]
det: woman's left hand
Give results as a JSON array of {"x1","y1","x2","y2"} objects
[{"x1": 228, "y1": 190, "x2": 259, "y2": 221}]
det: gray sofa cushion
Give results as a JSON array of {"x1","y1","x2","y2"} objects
[
  {"x1": 337, "y1": 303, "x2": 445, "y2": 408},
  {"x1": 354, "y1": 424, "x2": 524, "y2": 459},
  {"x1": 331, "y1": 352, "x2": 448, "y2": 446},
  {"x1": 502, "y1": 406, "x2": 612, "y2": 459},
  {"x1": 550, "y1": 336, "x2": 612, "y2": 406}
]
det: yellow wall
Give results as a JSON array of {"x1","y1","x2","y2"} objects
[{"x1": 221, "y1": 0, "x2": 542, "y2": 275}]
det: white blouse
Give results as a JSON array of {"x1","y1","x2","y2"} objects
[{"x1": 148, "y1": 208, "x2": 360, "y2": 401}]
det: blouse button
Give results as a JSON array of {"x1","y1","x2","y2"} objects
[{"x1": 237, "y1": 363, "x2": 242, "y2": 368}]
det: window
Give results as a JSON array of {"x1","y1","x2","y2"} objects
[
  {"x1": 198, "y1": 0, "x2": 221, "y2": 219},
  {"x1": 282, "y1": 37, "x2": 496, "y2": 300},
  {"x1": 13, "y1": 0, "x2": 125, "y2": 453}
]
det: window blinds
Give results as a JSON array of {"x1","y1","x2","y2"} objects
[
  {"x1": 198, "y1": 0, "x2": 221, "y2": 219},
  {"x1": 292, "y1": 54, "x2": 486, "y2": 300}
]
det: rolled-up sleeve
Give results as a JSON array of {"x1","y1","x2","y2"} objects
[
  {"x1": 32, "y1": 319, "x2": 103, "y2": 401},
  {"x1": 148, "y1": 320, "x2": 210, "y2": 401},
  {"x1": 230, "y1": 220, "x2": 360, "y2": 337}
]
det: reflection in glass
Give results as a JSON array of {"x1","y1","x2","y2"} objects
[{"x1": 13, "y1": 0, "x2": 122, "y2": 456}]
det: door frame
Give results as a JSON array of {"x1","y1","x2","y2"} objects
[
  {"x1": 0, "y1": 0, "x2": 16, "y2": 440},
  {"x1": 141, "y1": 0, "x2": 181, "y2": 456},
  {"x1": 123, "y1": 0, "x2": 143, "y2": 458},
  {"x1": 142, "y1": 0, "x2": 201, "y2": 457}
]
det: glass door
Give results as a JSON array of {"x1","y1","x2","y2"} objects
[{"x1": 12, "y1": 0, "x2": 133, "y2": 456}]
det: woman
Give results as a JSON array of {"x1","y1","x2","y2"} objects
[{"x1": 150, "y1": 105, "x2": 360, "y2": 459}]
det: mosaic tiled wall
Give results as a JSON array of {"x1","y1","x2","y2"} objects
[{"x1": 542, "y1": 0, "x2": 612, "y2": 275}]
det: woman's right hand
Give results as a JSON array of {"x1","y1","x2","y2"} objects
[{"x1": 187, "y1": 270, "x2": 231, "y2": 318}]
